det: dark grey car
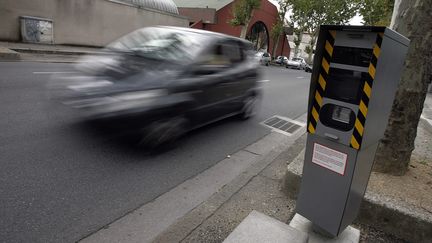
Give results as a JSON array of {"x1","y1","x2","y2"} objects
[{"x1": 52, "y1": 26, "x2": 262, "y2": 147}]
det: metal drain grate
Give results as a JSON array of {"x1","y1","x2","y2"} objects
[{"x1": 261, "y1": 115, "x2": 305, "y2": 136}]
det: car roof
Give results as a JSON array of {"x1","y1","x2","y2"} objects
[{"x1": 158, "y1": 26, "x2": 252, "y2": 45}]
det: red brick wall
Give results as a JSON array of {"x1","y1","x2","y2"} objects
[
  {"x1": 194, "y1": 0, "x2": 290, "y2": 57},
  {"x1": 191, "y1": 19, "x2": 204, "y2": 29},
  {"x1": 178, "y1": 7, "x2": 216, "y2": 24},
  {"x1": 275, "y1": 33, "x2": 290, "y2": 57}
]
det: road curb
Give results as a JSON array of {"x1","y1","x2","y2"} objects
[
  {"x1": 0, "y1": 47, "x2": 20, "y2": 60},
  {"x1": 283, "y1": 149, "x2": 432, "y2": 243},
  {"x1": 153, "y1": 132, "x2": 308, "y2": 243},
  {"x1": 79, "y1": 129, "x2": 306, "y2": 243},
  {"x1": 9, "y1": 47, "x2": 105, "y2": 56}
]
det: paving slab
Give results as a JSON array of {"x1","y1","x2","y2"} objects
[{"x1": 223, "y1": 210, "x2": 308, "y2": 243}]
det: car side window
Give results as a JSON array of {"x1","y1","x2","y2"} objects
[
  {"x1": 223, "y1": 41, "x2": 243, "y2": 64},
  {"x1": 202, "y1": 41, "x2": 243, "y2": 66}
]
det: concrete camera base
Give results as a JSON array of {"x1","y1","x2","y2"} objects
[
  {"x1": 289, "y1": 214, "x2": 360, "y2": 243},
  {"x1": 223, "y1": 210, "x2": 359, "y2": 243}
]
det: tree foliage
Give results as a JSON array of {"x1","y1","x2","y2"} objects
[
  {"x1": 270, "y1": 21, "x2": 284, "y2": 48},
  {"x1": 288, "y1": 0, "x2": 358, "y2": 61},
  {"x1": 293, "y1": 28, "x2": 303, "y2": 57},
  {"x1": 357, "y1": 0, "x2": 394, "y2": 26},
  {"x1": 293, "y1": 28, "x2": 302, "y2": 47},
  {"x1": 289, "y1": 0, "x2": 357, "y2": 33},
  {"x1": 270, "y1": 0, "x2": 290, "y2": 57},
  {"x1": 229, "y1": 0, "x2": 261, "y2": 26},
  {"x1": 229, "y1": 0, "x2": 261, "y2": 38}
]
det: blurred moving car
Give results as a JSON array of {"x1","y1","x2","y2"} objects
[
  {"x1": 286, "y1": 57, "x2": 307, "y2": 70},
  {"x1": 274, "y1": 56, "x2": 288, "y2": 66},
  {"x1": 260, "y1": 52, "x2": 271, "y2": 66},
  {"x1": 51, "y1": 26, "x2": 262, "y2": 147},
  {"x1": 304, "y1": 63, "x2": 313, "y2": 73}
]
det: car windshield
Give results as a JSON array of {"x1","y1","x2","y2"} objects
[
  {"x1": 107, "y1": 27, "x2": 206, "y2": 63},
  {"x1": 292, "y1": 58, "x2": 302, "y2": 61}
]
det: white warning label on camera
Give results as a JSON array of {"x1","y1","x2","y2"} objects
[{"x1": 312, "y1": 143, "x2": 347, "y2": 175}]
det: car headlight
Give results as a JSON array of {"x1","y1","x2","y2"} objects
[{"x1": 113, "y1": 89, "x2": 167, "y2": 101}]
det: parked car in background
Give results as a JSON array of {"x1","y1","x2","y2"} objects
[
  {"x1": 274, "y1": 56, "x2": 288, "y2": 66},
  {"x1": 260, "y1": 52, "x2": 271, "y2": 66},
  {"x1": 304, "y1": 63, "x2": 313, "y2": 73},
  {"x1": 286, "y1": 57, "x2": 307, "y2": 70},
  {"x1": 51, "y1": 26, "x2": 262, "y2": 148},
  {"x1": 254, "y1": 51, "x2": 264, "y2": 61}
]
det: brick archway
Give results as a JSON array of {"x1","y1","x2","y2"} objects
[
  {"x1": 247, "y1": 21, "x2": 269, "y2": 52},
  {"x1": 177, "y1": 0, "x2": 291, "y2": 57}
]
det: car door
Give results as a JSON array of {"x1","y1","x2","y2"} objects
[
  {"x1": 185, "y1": 40, "x2": 249, "y2": 126},
  {"x1": 215, "y1": 40, "x2": 258, "y2": 114}
]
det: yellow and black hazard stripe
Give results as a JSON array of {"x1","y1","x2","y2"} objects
[
  {"x1": 308, "y1": 30, "x2": 336, "y2": 134},
  {"x1": 350, "y1": 32, "x2": 384, "y2": 149}
]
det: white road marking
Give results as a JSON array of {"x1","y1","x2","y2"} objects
[
  {"x1": 258, "y1": 79, "x2": 270, "y2": 83},
  {"x1": 296, "y1": 76, "x2": 305, "y2": 79},
  {"x1": 33, "y1": 71, "x2": 77, "y2": 74}
]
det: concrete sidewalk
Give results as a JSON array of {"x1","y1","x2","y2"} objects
[
  {"x1": 0, "y1": 41, "x2": 103, "y2": 54},
  {"x1": 151, "y1": 134, "x2": 406, "y2": 243},
  {"x1": 0, "y1": 41, "x2": 103, "y2": 62},
  {"x1": 152, "y1": 98, "x2": 432, "y2": 242}
]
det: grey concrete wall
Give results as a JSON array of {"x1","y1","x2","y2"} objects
[{"x1": 0, "y1": 0, "x2": 189, "y2": 46}]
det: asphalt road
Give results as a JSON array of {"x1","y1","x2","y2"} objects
[{"x1": 0, "y1": 62, "x2": 310, "y2": 242}]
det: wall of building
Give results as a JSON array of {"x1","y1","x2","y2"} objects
[
  {"x1": 178, "y1": 7, "x2": 216, "y2": 24},
  {"x1": 275, "y1": 34, "x2": 290, "y2": 58},
  {"x1": 199, "y1": 0, "x2": 290, "y2": 57},
  {"x1": 287, "y1": 32, "x2": 312, "y2": 59},
  {"x1": 0, "y1": 0, "x2": 189, "y2": 47}
]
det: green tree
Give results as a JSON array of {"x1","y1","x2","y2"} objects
[
  {"x1": 357, "y1": 0, "x2": 394, "y2": 26},
  {"x1": 270, "y1": 0, "x2": 290, "y2": 58},
  {"x1": 289, "y1": 0, "x2": 313, "y2": 58},
  {"x1": 229, "y1": 0, "x2": 261, "y2": 38},
  {"x1": 373, "y1": 0, "x2": 432, "y2": 175},
  {"x1": 293, "y1": 28, "x2": 303, "y2": 57},
  {"x1": 270, "y1": 20, "x2": 284, "y2": 56},
  {"x1": 289, "y1": 0, "x2": 358, "y2": 62}
]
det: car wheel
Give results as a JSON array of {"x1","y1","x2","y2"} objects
[
  {"x1": 139, "y1": 116, "x2": 189, "y2": 149},
  {"x1": 240, "y1": 95, "x2": 260, "y2": 120}
]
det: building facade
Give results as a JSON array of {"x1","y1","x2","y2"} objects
[
  {"x1": 287, "y1": 32, "x2": 312, "y2": 60},
  {"x1": 0, "y1": 0, "x2": 189, "y2": 47},
  {"x1": 174, "y1": 0, "x2": 291, "y2": 57}
]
